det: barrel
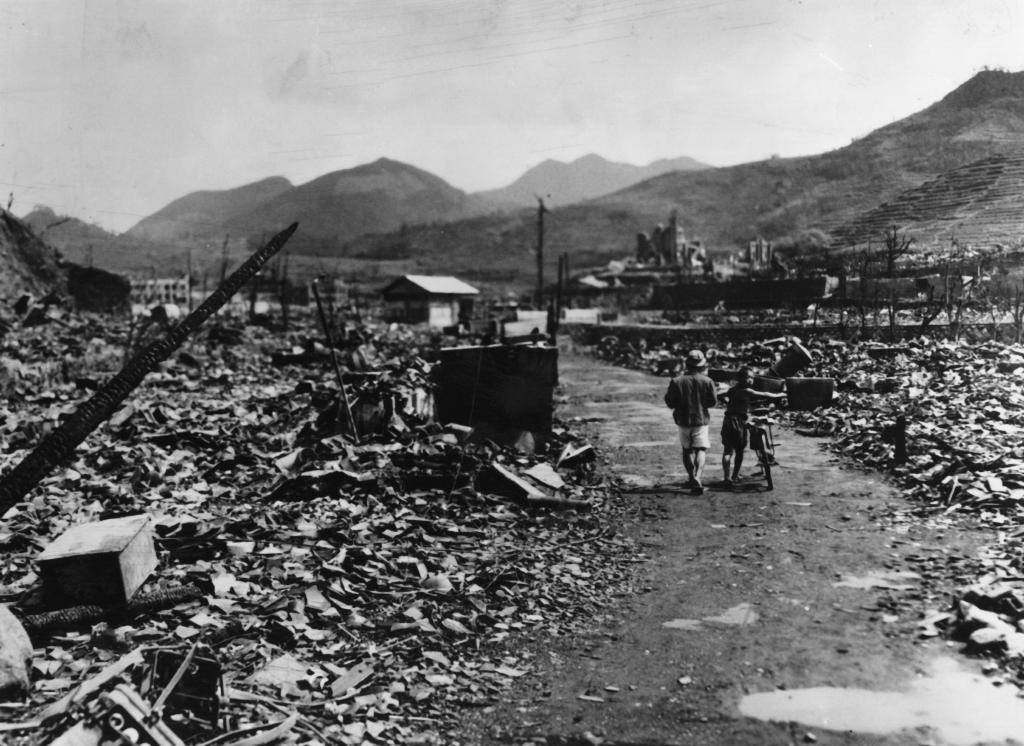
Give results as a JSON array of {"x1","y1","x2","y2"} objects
[
  {"x1": 785, "y1": 377, "x2": 834, "y2": 410},
  {"x1": 769, "y1": 342, "x2": 813, "y2": 378},
  {"x1": 708, "y1": 367, "x2": 741, "y2": 383}
]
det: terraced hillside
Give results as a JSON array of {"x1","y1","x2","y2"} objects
[{"x1": 828, "y1": 152, "x2": 1024, "y2": 251}]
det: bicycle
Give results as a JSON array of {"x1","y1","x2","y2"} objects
[{"x1": 745, "y1": 407, "x2": 778, "y2": 490}]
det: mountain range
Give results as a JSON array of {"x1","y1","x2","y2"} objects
[
  {"x1": 477, "y1": 154, "x2": 709, "y2": 208},
  {"x1": 21, "y1": 69, "x2": 1024, "y2": 292},
  {"x1": 119, "y1": 153, "x2": 708, "y2": 252}
]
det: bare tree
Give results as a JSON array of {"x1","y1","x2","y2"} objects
[
  {"x1": 852, "y1": 246, "x2": 876, "y2": 334},
  {"x1": 881, "y1": 225, "x2": 914, "y2": 277}
]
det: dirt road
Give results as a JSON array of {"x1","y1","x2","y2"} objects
[{"x1": 462, "y1": 348, "x2": 1024, "y2": 746}]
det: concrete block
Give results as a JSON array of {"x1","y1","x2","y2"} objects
[{"x1": 38, "y1": 514, "x2": 158, "y2": 608}]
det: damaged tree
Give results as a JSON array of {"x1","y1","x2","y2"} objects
[
  {"x1": 882, "y1": 225, "x2": 914, "y2": 277},
  {"x1": 0, "y1": 223, "x2": 299, "y2": 517}
]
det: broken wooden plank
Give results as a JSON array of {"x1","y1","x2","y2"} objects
[
  {"x1": 524, "y1": 463, "x2": 566, "y2": 491},
  {"x1": 477, "y1": 463, "x2": 546, "y2": 501},
  {"x1": 556, "y1": 444, "x2": 596, "y2": 469}
]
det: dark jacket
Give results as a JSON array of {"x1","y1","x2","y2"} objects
[{"x1": 665, "y1": 371, "x2": 716, "y2": 427}]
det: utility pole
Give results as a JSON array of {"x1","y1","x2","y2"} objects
[
  {"x1": 536, "y1": 197, "x2": 548, "y2": 307},
  {"x1": 186, "y1": 249, "x2": 193, "y2": 314}
]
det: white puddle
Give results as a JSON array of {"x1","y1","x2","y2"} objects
[
  {"x1": 740, "y1": 656, "x2": 1024, "y2": 744},
  {"x1": 662, "y1": 618, "x2": 703, "y2": 630},
  {"x1": 705, "y1": 603, "x2": 758, "y2": 625},
  {"x1": 623, "y1": 440, "x2": 675, "y2": 448},
  {"x1": 834, "y1": 570, "x2": 920, "y2": 590},
  {"x1": 663, "y1": 603, "x2": 758, "y2": 630},
  {"x1": 617, "y1": 474, "x2": 655, "y2": 488}
]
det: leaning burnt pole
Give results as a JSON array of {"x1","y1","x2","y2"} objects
[{"x1": 0, "y1": 222, "x2": 299, "y2": 516}]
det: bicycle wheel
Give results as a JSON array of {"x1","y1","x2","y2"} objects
[{"x1": 758, "y1": 446, "x2": 773, "y2": 490}]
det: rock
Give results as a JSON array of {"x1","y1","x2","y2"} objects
[
  {"x1": 421, "y1": 574, "x2": 453, "y2": 593},
  {"x1": 968, "y1": 626, "x2": 1008, "y2": 652},
  {"x1": 958, "y1": 600, "x2": 1016, "y2": 636},
  {"x1": 1004, "y1": 632, "x2": 1024, "y2": 658},
  {"x1": 0, "y1": 605, "x2": 33, "y2": 700}
]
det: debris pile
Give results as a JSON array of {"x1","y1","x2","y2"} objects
[
  {"x1": 780, "y1": 338, "x2": 1024, "y2": 513},
  {"x1": 0, "y1": 315, "x2": 638, "y2": 744}
]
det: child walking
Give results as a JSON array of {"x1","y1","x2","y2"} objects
[{"x1": 719, "y1": 368, "x2": 785, "y2": 488}]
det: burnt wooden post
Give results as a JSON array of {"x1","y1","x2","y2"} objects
[
  {"x1": 312, "y1": 279, "x2": 359, "y2": 441},
  {"x1": 0, "y1": 223, "x2": 298, "y2": 516},
  {"x1": 894, "y1": 415, "x2": 907, "y2": 465}
]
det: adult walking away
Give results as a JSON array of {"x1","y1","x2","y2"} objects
[
  {"x1": 664, "y1": 350, "x2": 717, "y2": 494},
  {"x1": 719, "y1": 367, "x2": 785, "y2": 488}
]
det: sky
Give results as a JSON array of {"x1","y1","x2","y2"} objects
[{"x1": 2, "y1": 0, "x2": 1023, "y2": 233}]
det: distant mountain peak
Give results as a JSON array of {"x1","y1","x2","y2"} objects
[{"x1": 477, "y1": 153, "x2": 710, "y2": 207}]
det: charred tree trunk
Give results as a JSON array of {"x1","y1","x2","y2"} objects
[{"x1": 0, "y1": 223, "x2": 298, "y2": 516}]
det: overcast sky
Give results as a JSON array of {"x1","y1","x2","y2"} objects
[{"x1": 2, "y1": 0, "x2": 1023, "y2": 233}]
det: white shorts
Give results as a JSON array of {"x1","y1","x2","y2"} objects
[{"x1": 678, "y1": 425, "x2": 710, "y2": 450}]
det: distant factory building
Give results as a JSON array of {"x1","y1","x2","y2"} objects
[
  {"x1": 130, "y1": 276, "x2": 189, "y2": 305},
  {"x1": 381, "y1": 275, "x2": 479, "y2": 327}
]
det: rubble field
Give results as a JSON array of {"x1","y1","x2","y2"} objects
[{"x1": 0, "y1": 308, "x2": 641, "y2": 746}]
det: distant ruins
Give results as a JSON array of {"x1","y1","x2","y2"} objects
[{"x1": 635, "y1": 211, "x2": 709, "y2": 272}]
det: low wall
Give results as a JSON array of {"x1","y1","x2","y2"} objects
[
  {"x1": 562, "y1": 321, "x2": 1023, "y2": 349},
  {"x1": 650, "y1": 277, "x2": 830, "y2": 310}
]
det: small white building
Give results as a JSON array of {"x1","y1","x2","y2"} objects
[{"x1": 381, "y1": 275, "x2": 479, "y2": 327}]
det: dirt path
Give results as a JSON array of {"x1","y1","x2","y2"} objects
[{"x1": 462, "y1": 348, "x2": 1023, "y2": 746}]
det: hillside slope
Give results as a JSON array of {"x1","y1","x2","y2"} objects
[
  {"x1": 22, "y1": 206, "x2": 120, "y2": 265},
  {"x1": 477, "y1": 153, "x2": 709, "y2": 207},
  {"x1": 0, "y1": 210, "x2": 66, "y2": 300}
]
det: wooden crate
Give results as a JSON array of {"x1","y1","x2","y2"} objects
[{"x1": 38, "y1": 514, "x2": 158, "y2": 608}]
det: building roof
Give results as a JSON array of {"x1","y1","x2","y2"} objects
[{"x1": 382, "y1": 275, "x2": 480, "y2": 297}]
